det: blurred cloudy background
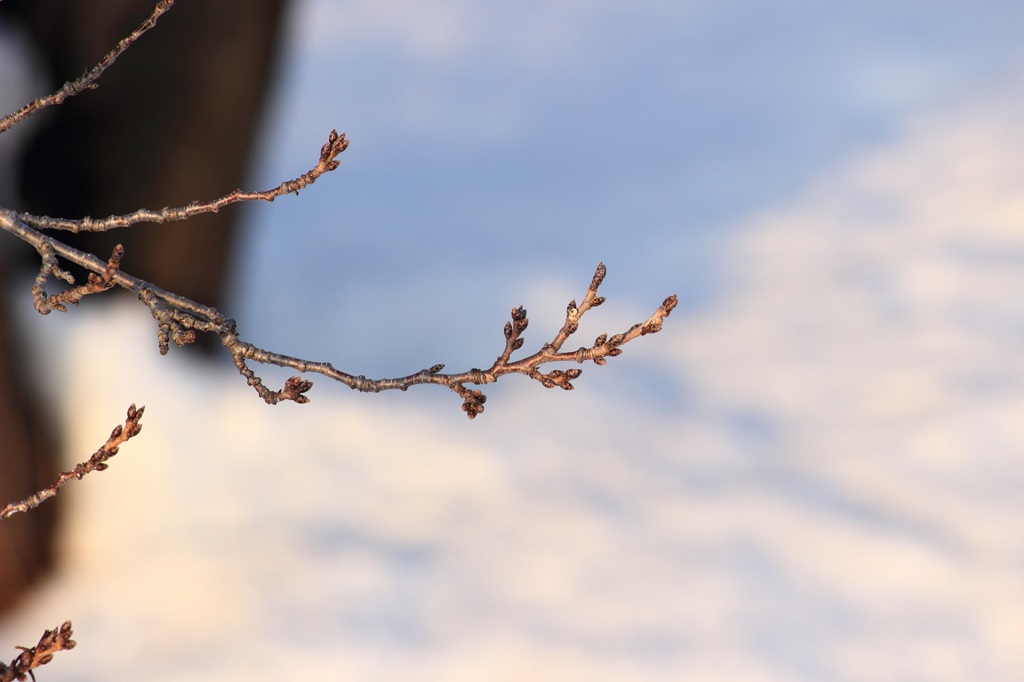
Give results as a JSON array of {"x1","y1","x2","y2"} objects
[{"x1": 3, "y1": 0, "x2": 1024, "y2": 679}]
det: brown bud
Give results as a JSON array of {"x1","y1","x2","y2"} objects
[{"x1": 157, "y1": 328, "x2": 170, "y2": 356}]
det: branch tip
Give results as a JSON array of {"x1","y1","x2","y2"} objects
[
  {"x1": 591, "y1": 262, "x2": 607, "y2": 290},
  {"x1": 0, "y1": 621, "x2": 76, "y2": 682},
  {"x1": 1, "y1": 405, "x2": 144, "y2": 519}
]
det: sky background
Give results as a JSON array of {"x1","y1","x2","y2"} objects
[{"x1": 3, "y1": 1, "x2": 1024, "y2": 680}]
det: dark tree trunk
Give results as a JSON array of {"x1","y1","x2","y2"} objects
[{"x1": 0, "y1": 0, "x2": 288, "y2": 612}]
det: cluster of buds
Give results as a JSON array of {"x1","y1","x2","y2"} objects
[
  {"x1": 139, "y1": 288, "x2": 199, "y2": 355},
  {"x1": 0, "y1": 621, "x2": 76, "y2": 682},
  {"x1": 460, "y1": 387, "x2": 487, "y2": 419},
  {"x1": 496, "y1": 305, "x2": 529, "y2": 365},
  {"x1": 437, "y1": 263, "x2": 676, "y2": 417},
  {"x1": 532, "y1": 367, "x2": 583, "y2": 390}
]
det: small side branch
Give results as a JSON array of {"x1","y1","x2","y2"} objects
[
  {"x1": 0, "y1": 622, "x2": 76, "y2": 682},
  {"x1": 0, "y1": 406, "x2": 144, "y2": 520},
  {"x1": 206, "y1": 261, "x2": 676, "y2": 418},
  {"x1": 33, "y1": 244, "x2": 123, "y2": 314},
  {"x1": 0, "y1": 0, "x2": 174, "y2": 135}
]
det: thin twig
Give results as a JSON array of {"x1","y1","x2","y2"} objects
[
  {"x1": 0, "y1": 405, "x2": 144, "y2": 519},
  {"x1": 0, "y1": 0, "x2": 174, "y2": 135},
  {"x1": 18, "y1": 131, "x2": 349, "y2": 233},
  {"x1": 0, "y1": 622, "x2": 76, "y2": 682}
]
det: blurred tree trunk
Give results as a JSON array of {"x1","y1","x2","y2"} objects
[
  {"x1": 0, "y1": 0, "x2": 288, "y2": 613},
  {"x1": 0, "y1": 262, "x2": 58, "y2": 613}
]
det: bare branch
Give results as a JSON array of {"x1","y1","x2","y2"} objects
[
  {"x1": 3, "y1": 202, "x2": 677, "y2": 417},
  {"x1": 156, "y1": 261, "x2": 675, "y2": 418},
  {"x1": 0, "y1": 405, "x2": 144, "y2": 520},
  {"x1": 0, "y1": 622, "x2": 76, "y2": 682},
  {"x1": 0, "y1": 0, "x2": 174, "y2": 135},
  {"x1": 0, "y1": 122, "x2": 673, "y2": 420},
  {"x1": 17, "y1": 130, "x2": 350, "y2": 233}
]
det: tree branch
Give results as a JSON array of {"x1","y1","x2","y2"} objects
[
  {"x1": 0, "y1": 405, "x2": 144, "y2": 519},
  {"x1": 0, "y1": 0, "x2": 174, "y2": 135},
  {"x1": 0, "y1": 127, "x2": 676, "y2": 418}
]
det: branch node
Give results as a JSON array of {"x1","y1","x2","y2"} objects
[{"x1": 32, "y1": 243, "x2": 123, "y2": 314}]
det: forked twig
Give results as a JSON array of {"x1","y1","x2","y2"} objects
[
  {"x1": 0, "y1": 622, "x2": 76, "y2": 682},
  {"x1": 32, "y1": 244, "x2": 123, "y2": 314},
  {"x1": 0, "y1": 405, "x2": 144, "y2": 519}
]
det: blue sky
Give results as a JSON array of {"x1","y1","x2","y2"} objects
[
  {"x1": 5, "y1": 1, "x2": 1024, "y2": 680},
  {"x1": 242, "y1": 0, "x2": 1024, "y2": 330}
]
